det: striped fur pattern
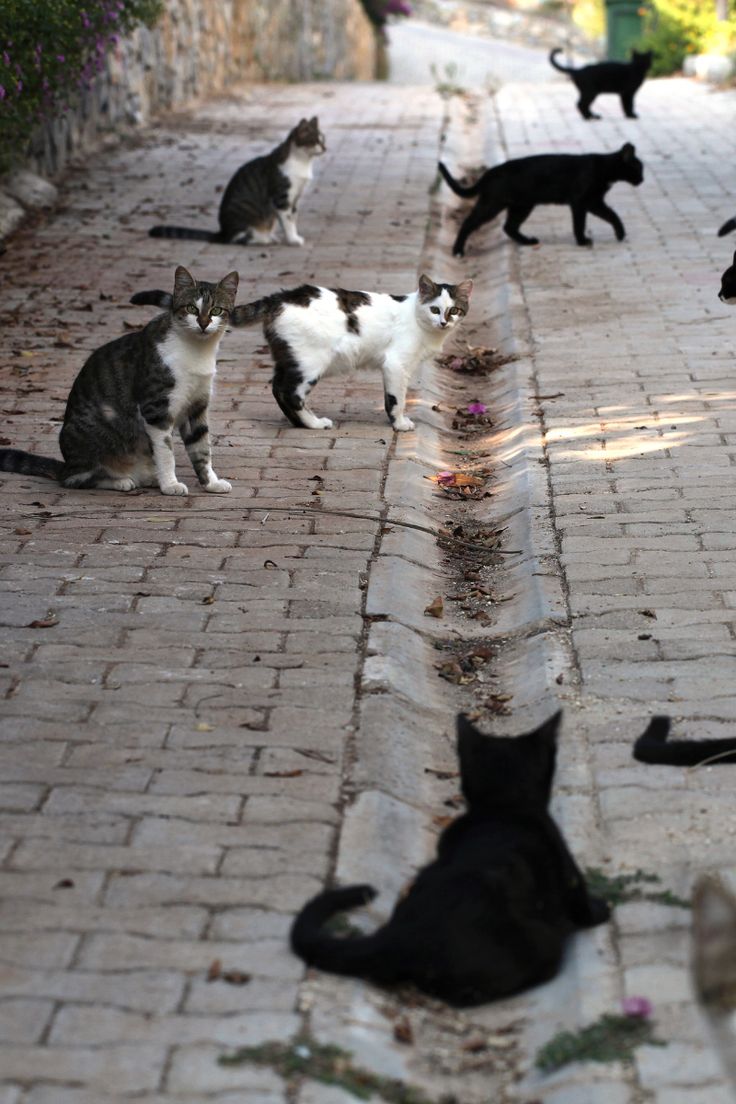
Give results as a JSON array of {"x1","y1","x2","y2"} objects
[
  {"x1": 131, "y1": 274, "x2": 473, "y2": 431},
  {"x1": 693, "y1": 876, "x2": 736, "y2": 1091},
  {"x1": 0, "y1": 266, "x2": 237, "y2": 495},
  {"x1": 149, "y1": 118, "x2": 325, "y2": 246}
]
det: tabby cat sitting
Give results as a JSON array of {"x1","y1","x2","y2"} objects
[
  {"x1": 549, "y1": 48, "x2": 652, "y2": 120},
  {"x1": 131, "y1": 274, "x2": 472, "y2": 432},
  {"x1": 439, "y1": 143, "x2": 643, "y2": 256},
  {"x1": 290, "y1": 711, "x2": 610, "y2": 1007},
  {"x1": 149, "y1": 117, "x2": 325, "y2": 246},
  {"x1": 0, "y1": 266, "x2": 237, "y2": 495}
]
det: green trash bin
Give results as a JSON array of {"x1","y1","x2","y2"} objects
[{"x1": 605, "y1": 0, "x2": 645, "y2": 61}]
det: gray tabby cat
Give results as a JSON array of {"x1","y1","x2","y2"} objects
[
  {"x1": 0, "y1": 266, "x2": 237, "y2": 495},
  {"x1": 131, "y1": 274, "x2": 473, "y2": 432},
  {"x1": 149, "y1": 117, "x2": 325, "y2": 246}
]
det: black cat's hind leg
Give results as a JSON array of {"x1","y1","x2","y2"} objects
[
  {"x1": 577, "y1": 94, "x2": 601, "y2": 120},
  {"x1": 452, "y1": 200, "x2": 503, "y2": 257},
  {"x1": 588, "y1": 199, "x2": 626, "y2": 241},
  {"x1": 571, "y1": 203, "x2": 593, "y2": 246},
  {"x1": 503, "y1": 204, "x2": 538, "y2": 245}
]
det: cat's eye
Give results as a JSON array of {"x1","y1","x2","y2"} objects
[
  {"x1": 186, "y1": 305, "x2": 197, "y2": 314},
  {"x1": 430, "y1": 306, "x2": 440, "y2": 314},
  {"x1": 210, "y1": 307, "x2": 223, "y2": 316}
]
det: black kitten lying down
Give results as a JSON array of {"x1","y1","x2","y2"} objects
[
  {"x1": 290, "y1": 712, "x2": 610, "y2": 1007},
  {"x1": 719, "y1": 250, "x2": 736, "y2": 304},
  {"x1": 549, "y1": 48, "x2": 652, "y2": 120},
  {"x1": 634, "y1": 716, "x2": 736, "y2": 766},
  {"x1": 439, "y1": 143, "x2": 643, "y2": 256}
]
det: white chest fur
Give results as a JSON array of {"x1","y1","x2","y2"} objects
[
  {"x1": 157, "y1": 330, "x2": 220, "y2": 423},
  {"x1": 282, "y1": 150, "x2": 314, "y2": 209}
]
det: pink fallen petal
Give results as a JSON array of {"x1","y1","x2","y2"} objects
[
  {"x1": 622, "y1": 996, "x2": 652, "y2": 1019},
  {"x1": 467, "y1": 402, "x2": 487, "y2": 415},
  {"x1": 436, "y1": 471, "x2": 455, "y2": 485},
  {"x1": 449, "y1": 357, "x2": 464, "y2": 371}
]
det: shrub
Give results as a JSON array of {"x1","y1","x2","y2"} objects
[
  {"x1": 0, "y1": 0, "x2": 162, "y2": 167},
  {"x1": 637, "y1": 0, "x2": 736, "y2": 75}
]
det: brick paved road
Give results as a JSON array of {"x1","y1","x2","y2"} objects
[
  {"x1": 5, "y1": 66, "x2": 736, "y2": 1104},
  {"x1": 0, "y1": 85, "x2": 471, "y2": 1102},
  {"x1": 472, "y1": 76, "x2": 736, "y2": 1102}
]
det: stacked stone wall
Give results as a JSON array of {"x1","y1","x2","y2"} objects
[{"x1": 26, "y1": 0, "x2": 376, "y2": 176}]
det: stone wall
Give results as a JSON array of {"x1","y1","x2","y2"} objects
[{"x1": 26, "y1": 0, "x2": 377, "y2": 177}]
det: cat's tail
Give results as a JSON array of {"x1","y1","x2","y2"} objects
[
  {"x1": 718, "y1": 216, "x2": 736, "y2": 237},
  {"x1": 633, "y1": 716, "x2": 736, "y2": 766},
  {"x1": 130, "y1": 290, "x2": 172, "y2": 309},
  {"x1": 230, "y1": 297, "x2": 276, "y2": 327},
  {"x1": 437, "y1": 162, "x2": 481, "y2": 199},
  {"x1": 290, "y1": 884, "x2": 392, "y2": 977},
  {"x1": 0, "y1": 449, "x2": 63, "y2": 481},
  {"x1": 549, "y1": 47, "x2": 575, "y2": 73},
  {"x1": 130, "y1": 290, "x2": 271, "y2": 325},
  {"x1": 149, "y1": 226, "x2": 220, "y2": 241}
]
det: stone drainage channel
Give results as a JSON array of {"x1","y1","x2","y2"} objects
[{"x1": 291, "y1": 91, "x2": 612, "y2": 1104}]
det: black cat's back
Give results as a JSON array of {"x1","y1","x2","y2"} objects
[{"x1": 290, "y1": 712, "x2": 610, "y2": 1007}]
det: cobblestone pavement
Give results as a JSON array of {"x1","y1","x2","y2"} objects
[
  {"x1": 4, "y1": 68, "x2": 736, "y2": 1104},
  {"x1": 458, "y1": 76, "x2": 736, "y2": 1102}
]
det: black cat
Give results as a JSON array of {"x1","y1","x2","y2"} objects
[
  {"x1": 439, "y1": 143, "x2": 643, "y2": 256},
  {"x1": 719, "y1": 251, "x2": 736, "y2": 304},
  {"x1": 290, "y1": 712, "x2": 610, "y2": 1008},
  {"x1": 634, "y1": 716, "x2": 736, "y2": 766},
  {"x1": 549, "y1": 48, "x2": 653, "y2": 120}
]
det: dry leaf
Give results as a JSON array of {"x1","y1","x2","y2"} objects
[
  {"x1": 207, "y1": 959, "x2": 222, "y2": 982},
  {"x1": 263, "y1": 769, "x2": 304, "y2": 778},
  {"x1": 221, "y1": 970, "x2": 252, "y2": 986},
  {"x1": 27, "y1": 614, "x2": 58, "y2": 629},
  {"x1": 195, "y1": 722, "x2": 214, "y2": 732},
  {"x1": 201, "y1": 595, "x2": 215, "y2": 605},
  {"x1": 424, "y1": 596, "x2": 444, "y2": 619},
  {"x1": 14, "y1": 527, "x2": 31, "y2": 535},
  {"x1": 393, "y1": 1017, "x2": 414, "y2": 1045}
]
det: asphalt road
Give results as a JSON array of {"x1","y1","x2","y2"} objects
[{"x1": 387, "y1": 17, "x2": 553, "y2": 87}]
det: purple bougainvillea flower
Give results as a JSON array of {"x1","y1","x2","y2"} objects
[
  {"x1": 467, "y1": 402, "x2": 487, "y2": 415},
  {"x1": 0, "y1": 85, "x2": 5, "y2": 100},
  {"x1": 622, "y1": 996, "x2": 652, "y2": 1019},
  {"x1": 385, "y1": 0, "x2": 412, "y2": 13}
]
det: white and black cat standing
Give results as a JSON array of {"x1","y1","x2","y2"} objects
[
  {"x1": 0, "y1": 266, "x2": 237, "y2": 495},
  {"x1": 132, "y1": 274, "x2": 473, "y2": 432},
  {"x1": 149, "y1": 118, "x2": 325, "y2": 246}
]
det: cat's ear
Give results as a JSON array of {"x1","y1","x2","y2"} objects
[
  {"x1": 529, "y1": 710, "x2": 562, "y2": 745},
  {"x1": 418, "y1": 274, "x2": 437, "y2": 301},
  {"x1": 455, "y1": 279, "x2": 473, "y2": 301},
  {"x1": 174, "y1": 266, "x2": 196, "y2": 296},
  {"x1": 218, "y1": 271, "x2": 239, "y2": 300},
  {"x1": 620, "y1": 143, "x2": 636, "y2": 161},
  {"x1": 456, "y1": 713, "x2": 487, "y2": 779}
]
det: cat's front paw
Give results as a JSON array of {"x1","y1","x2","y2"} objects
[
  {"x1": 204, "y1": 478, "x2": 232, "y2": 494},
  {"x1": 577, "y1": 236, "x2": 594, "y2": 248},
  {"x1": 394, "y1": 416, "x2": 415, "y2": 432},
  {"x1": 287, "y1": 234, "x2": 305, "y2": 247},
  {"x1": 114, "y1": 478, "x2": 137, "y2": 492},
  {"x1": 452, "y1": 244, "x2": 465, "y2": 257},
  {"x1": 312, "y1": 416, "x2": 333, "y2": 429},
  {"x1": 161, "y1": 480, "x2": 189, "y2": 496}
]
